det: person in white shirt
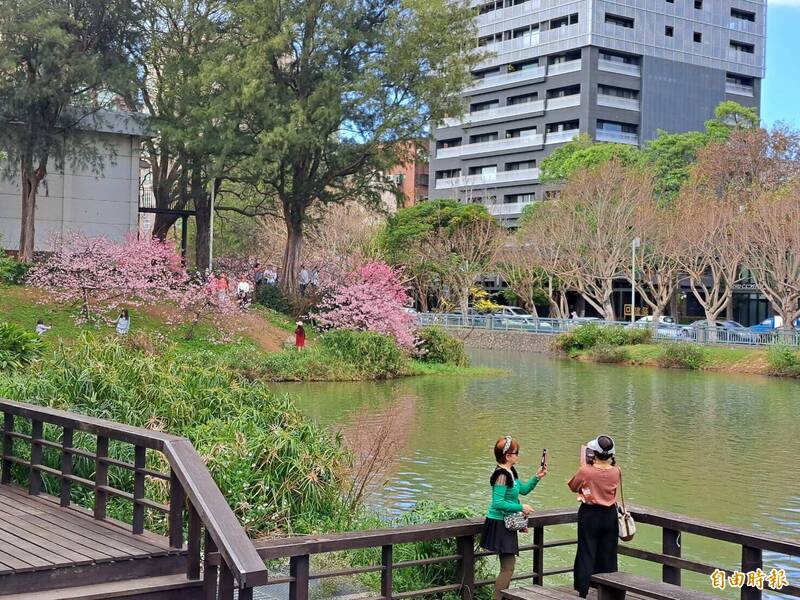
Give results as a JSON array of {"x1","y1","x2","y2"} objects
[
  {"x1": 264, "y1": 266, "x2": 278, "y2": 285},
  {"x1": 298, "y1": 265, "x2": 310, "y2": 296},
  {"x1": 35, "y1": 319, "x2": 51, "y2": 336},
  {"x1": 115, "y1": 309, "x2": 130, "y2": 335}
]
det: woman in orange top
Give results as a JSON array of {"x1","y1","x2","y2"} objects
[{"x1": 567, "y1": 435, "x2": 621, "y2": 598}]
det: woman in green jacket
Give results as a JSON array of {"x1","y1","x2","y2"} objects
[{"x1": 481, "y1": 436, "x2": 547, "y2": 600}]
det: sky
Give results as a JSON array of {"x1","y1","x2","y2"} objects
[{"x1": 761, "y1": 3, "x2": 800, "y2": 127}]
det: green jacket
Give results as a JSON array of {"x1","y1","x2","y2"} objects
[{"x1": 486, "y1": 466, "x2": 539, "y2": 520}]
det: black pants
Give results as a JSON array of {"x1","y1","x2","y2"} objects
[{"x1": 573, "y1": 503, "x2": 618, "y2": 597}]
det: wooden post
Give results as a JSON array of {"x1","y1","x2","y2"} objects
[
  {"x1": 290, "y1": 554, "x2": 310, "y2": 600},
  {"x1": 239, "y1": 588, "x2": 254, "y2": 600},
  {"x1": 133, "y1": 445, "x2": 146, "y2": 534},
  {"x1": 457, "y1": 535, "x2": 475, "y2": 600},
  {"x1": 532, "y1": 526, "x2": 544, "y2": 585},
  {"x1": 29, "y1": 420, "x2": 43, "y2": 495},
  {"x1": 187, "y1": 503, "x2": 201, "y2": 580},
  {"x1": 168, "y1": 469, "x2": 185, "y2": 549},
  {"x1": 94, "y1": 436, "x2": 109, "y2": 520},
  {"x1": 60, "y1": 427, "x2": 73, "y2": 507},
  {"x1": 662, "y1": 528, "x2": 681, "y2": 585},
  {"x1": 2, "y1": 413, "x2": 14, "y2": 484},
  {"x1": 218, "y1": 562, "x2": 235, "y2": 600},
  {"x1": 202, "y1": 530, "x2": 219, "y2": 600},
  {"x1": 741, "y1": 546, "x2": 763, "y2": 600},
  {"x1": 381, "y1": 544, "x2": 393, "y2": 600}
]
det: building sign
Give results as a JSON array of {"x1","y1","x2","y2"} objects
[
  {"x1": 732, "y1": 283, "x2": 759, "y2": 291},
  {"x1": 624, "y1": 305, "x2": 650, "y2": 317}
]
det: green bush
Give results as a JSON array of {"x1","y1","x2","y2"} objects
[
  {"x1": 351, "y1": 502, "x2": 494, "y2": 600},
  {"x1": 417, "y1": 326, "x2": 469, "y2": 366},
  {"x1": 0, "y1": 334, "x2": 351, "y2": 535},
  {"x1": 657, "y1": 343, "x2": 708, "y2": 370},
  {"x1": 589, "y1": 344, "x2": 627, "y2": 363},
  {"x1": 0, "y1": 253, "x2": 31, "y2": 284},
  {"x1": 766, "y1": 345, "x2": 800, "y2": 377},
  {"x1": 319, "y1": 329, "x2": 409, "y2": 376},
  {"x1": 256, "y1": 283, "x2": 291, "y2": 313},
  {"x1": 555, "y1": 323, "x2": 651, "y2": 352},
  {"x1": 0, "y1": 322, "x2": 43, "y2": 370}
]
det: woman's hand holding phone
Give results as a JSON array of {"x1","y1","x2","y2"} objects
[{"x1": 536, "y1": 464, "x2": 548, "y2": 478}]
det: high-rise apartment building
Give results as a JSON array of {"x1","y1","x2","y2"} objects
[{"x1": 429, "y1": 0, "x2": 765, "y2": 224}]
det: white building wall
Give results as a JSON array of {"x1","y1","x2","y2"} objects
[{"x1": 0, "y1": 131, "x2": 141, "y2": 252}]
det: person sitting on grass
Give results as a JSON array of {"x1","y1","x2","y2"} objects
[
  {"x1": 35, "y1": 319, "x2": 51, "y2": 336},
  {"x1": 115, "y1": 309, "x2": 131, "y2": 335}
]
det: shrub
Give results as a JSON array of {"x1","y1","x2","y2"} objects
[
  {"x1": 657, "y1": 343, "x2": 708, "y2": 370},
  {"x1": 0, "y1": 322, "x2": 43, "y2": 370},
  {"x1": 256, "y1": 284, "x2": 291, "y2": 313},
  {"x1": 416, "y1": 326, "x2": 469, "y2": 366},
  {"x1": 351, "y1": 502, "x2": 494, "y2": 600},
  {"x1": 555, "y1": 323, "x2": 650, "y2": 352},
  {"x1": 766, "y1": 345, "x2": 800, "y2": 377},
  {"x1": 318, "y1": 329, "x2": 408, "y2": 376},
  {"x1": 0, "y1": 334, "x2": 351, "y2": 535},
  {"x1": 589, "y1": 344, "x2": 627, "y2": 363},
  {"x1": 0, "y1": 253, "x2": 31, "y2": 284}
]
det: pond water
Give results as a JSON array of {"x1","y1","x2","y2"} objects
[{"x1": 275, "y1": 349, "x2": 800, "y2": 594}]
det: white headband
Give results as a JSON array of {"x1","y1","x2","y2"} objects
[{"x1": 502, "y1": 436, "x2": 512, "y2": 454}]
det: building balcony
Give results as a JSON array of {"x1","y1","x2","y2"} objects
[
  {"x1": 546, "y1": 94, "x2": 581, "y2": 111},
  {"x1": 487, "y1": 201, "x2": 535, "y2": 217},
  {"x1": 482, "y1": 33, "x2": 540, "y2": 56},
  {"x1": 725, "y1": 81, "x2": 754, "y2": 97},
  {"x1": 442, "y1": 100, "x2": 545, "y2": 127},
  {"x1": 476, "y1": 1, "x2": 539, "y2": 27},
  {"x1": 436, "y1": 134, "x2": 544, "y2": 158},
  {"x1": 545, "y1": 129, "x2": 580, "y2": 144},
  {"x1": 547, "y1": 59, "x2": 582, "y2": 76},
  {"x1": 597, "y1": 94, "x2": 640, "y2": 111},
  {"x1": 467, "y1": 65, "x2": 546, "y2": 93},
  {"x1": 727, "y1": 49, "x2": 757, "y2": 65},
  {"x1": 598, "y1": 59, "x2": 640, "y2": 77},
  {"x1": 596, "y1": 129, "x2": 639, "y2": 145},
  {"x1": 434, "y1": 168, "x2": 541, "y2": 190},
  {"x1": 729, "y1": 19, "x2": 756, "y2": 33}
]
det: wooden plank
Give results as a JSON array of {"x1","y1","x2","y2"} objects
[
  {"x1": 0, "y1": 539, "x2": 41, "y2": 571},
  {"x1": 133, "y1": 445, "x2": 146, "y2": 534},
  {"x1": 60, "y1": 427, "x2": 73, "y2": 506},
  {"x1": 0, "y1": 518, "x2": 94, "y2": 564},
  {"x1": 0, "y1": 528, "x2": 63, "y2": 566},
  {"x1": 0, "y1": 574, "x2": 202, "y2": 600},
  {"x1": 94, "y1": 435, "x2": 109, "y2": 520},
  {"x1": 0, "y1": 488, "x2": 168, "y2": 556},
  {"x1": 1, "y1": 412, "x2": 13, "y2": 484},
  {"x1": 0, "y1": 512, "x2": 112, "y2": 562},
  {"x1": 503, "y1": 587, "x2": 576, "y2": 600},
  {"x1": 30, "y1": 419, "x2": 43, "y2": 495},
  {"x1": 592, "y1": 572, "x2": 721, "y2": 600}
]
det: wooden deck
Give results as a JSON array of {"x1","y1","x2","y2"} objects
[{"x1": 0, "y1": 484, "x2": 187, "y2": 595}]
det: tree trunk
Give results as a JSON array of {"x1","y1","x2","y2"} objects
[
  {"x1": 152, "y1": 211, "x2": 180, "y2": 241},
  {"x1": 19, "y1": 154, "x2": 46, "y2": 262},
  {"x1": 193, "y1": 172, "x2": 212, "y2": 271},
  {"x1": 280, "y1": 200, "x2": 306, "y2": 294},
  {"x1": 602, "y1": 298, "x2": 616, "y2": 322}
]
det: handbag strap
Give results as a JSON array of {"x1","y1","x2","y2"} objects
[{"x1": 617, "y1": 466, "x2": 626, "y2": 513}]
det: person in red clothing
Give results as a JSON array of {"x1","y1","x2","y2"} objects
[
  {"x1": 567, "y1": 435, "x2": 621, "y2": 598},
  {"x1": 294, "y1": 321, "x2": 306, "y2": 349}
]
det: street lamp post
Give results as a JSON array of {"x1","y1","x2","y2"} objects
[{"x1": 631, "y1": 237, "x2": 641, "y2": 323}]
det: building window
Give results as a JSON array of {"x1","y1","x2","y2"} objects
[
  {"x1": 665, "y1": 0, "x2": 674, "y2": 3},
  {"x1": 468, "y1": 165, "x2": 497, "y2": 175},
  {"x1": 506, "y1": 126, "x2": 538, "y2": 139},
  {"x1": 694, "y1": 0, "x2": 702, "y2": 9},
  {"x1": 665, "y1": 25, "x2": 674, "y2": 37},
  {"x1": 727, "y1": 73, "x2": 754, "y2": 86},
  {"x1": 546, "y1": 120, "x2": 579, "y2": 133},
  {"x1": 470, "y1": 100, "x2": 499, "y2": 113},
  {"x1": 693, "y1": 32, "x2": 702, "y2": 43},
  {"x1": 598, "y1": 85, "x2": 639, "y2": 99},
  {"x1": 436, "y1": 138, "x2": 461, "y2": 149},
  {"x1": 730, "y1": 40, "x2": 755, "y2": 53},
  {"x1": 549, "y1": 50, "x2": 581, "y2": 64},
  {"x1": 507, "y1": 93, "x2": 539, "y2": 105},
  {"x1": 599, "y1": 50, "x2": 639, "y2": 65},
  {"x1": 549, "y1": 13, "x2": 579, "y2": 28},
  {"x1": 436, "y1": 169, "x2": 461, "y2": 180},
  {"x1": 731, "y1": 8, "x2": 756, "y2": 21},
  {"x1": 506, "y1": 160, "x2": 537, "y2": 171},
  {"x1": 598, "y1": 120, "x2": 638, "y2": 134},
  {"x1": 605, "y1": 14, "x2": 634, "y2": 28},
  {"x1": 547, "y1": 84, "x2": 580, "y2": 98},
  {"x1": 469, "y1": 132, "x2": 498, "y2": 143},
  {"x1": 505, "y1": 193, "x2": 535, "y2": 204}
]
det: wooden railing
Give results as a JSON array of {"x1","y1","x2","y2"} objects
[
  {"x1": 0, "y1": 399, "x2": 267, "y2": 598},
  {"x1": 205, "y1": 506, "x2": 800, "y2": 600}
]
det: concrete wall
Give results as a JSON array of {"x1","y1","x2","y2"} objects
[
  {"x1": 451, "y1": 328, "x2": 558, "y2": 353},
  {"x1": 0, "y1": 131, "x2": 141, "y2": 252}
]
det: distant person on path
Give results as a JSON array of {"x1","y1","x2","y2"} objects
[
  {"x1": 216, "y1": 272, "x2": 229, "y2": 302},
  {"x1": 310, "y1": 268, "x2": 319, "y2": 291},
  {"x1": 35, "y1": 319, "x2": 51, "y2": 336},
  {"x1": 567, "y1": 435, "x2": 621, "y2": 598},
  {"x1": 294, "y1": 321, "x2": 306, "y2": 349},
  {"x1": 237, "y1": 280, "x2": 252, "y2": 309},
  {"x1": 298, "y1": 265, "x2": 310, "y2": 296},
  {"x1": 480, "y1": 436, "x2": 548, "y2": 600},
  {"x1": 115, "y1": 309, "x2": 130, "y2": 335},
  {"x1": 254, "y1": 262, "x2": 263, "y2": 287},
  {"x1": 264, "y1": 265, "x2": 278, "y2": 286}
]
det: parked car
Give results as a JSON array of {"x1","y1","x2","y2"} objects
[
  {"x1": 491, "y1": 306, "x2": 552, "y2": 329},
  {"x1": 683, "y1": 319, "x2": 753, "y2": 342},
  {"x1": 625, "y1": 317, "x2": 682, "y2": 338},
  {"x1": 636, "y1": 315, "x2": 675, "y2": 324},
  {"x1": 749, "y1": 316, "x2": 800, "y2": 333}
]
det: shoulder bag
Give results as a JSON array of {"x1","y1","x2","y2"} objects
[
  {"x1": 616, "y1": 468, "x2": 636, "y2": 541},
  {"x1": 504, "y1": 511, "x2": 528, "y2": 532}
]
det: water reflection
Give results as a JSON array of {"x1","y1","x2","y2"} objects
[{"x1": 275, "y1": 349, "x2": 800, "y2": 590}]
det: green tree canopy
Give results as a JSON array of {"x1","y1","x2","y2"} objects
[{"x1": 539, "y1": 134, "x2": 643, "y2": 182}]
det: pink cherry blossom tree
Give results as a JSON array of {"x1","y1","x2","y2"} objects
[
  {"x1": 311, "y1": 261, "x2": 417, "y2": 351},
  {"x1": 27, "y1": 232, "x2": 189, "y2": 322}
]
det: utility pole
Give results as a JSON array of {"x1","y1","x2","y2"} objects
[
  {"x1": 209, "y1": 178, "x2": 216, "y2": 271},
  {"x1": 631, "y1": 237, "x2": 640, "y2": 323}
]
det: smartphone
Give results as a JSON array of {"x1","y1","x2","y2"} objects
[
  {"x1": 540, "y1": 448, "x2": 548, "y2": 468},
  {"x1": 580, "y1": 444, "x2": 594, "y2": 466}
]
